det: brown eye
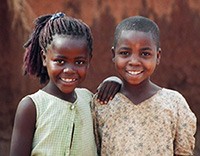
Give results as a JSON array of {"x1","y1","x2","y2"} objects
[
  {"x1": 141, "y1": 52, "x2": 151, "y2": 57},
  {"x1": 75, "y1": 60, "x2": 86, "y2": 65},
  {"x1": 55, "y1": 60, "x2": 65, "y2": 65},
  {"x1": 119, "y1": 51, "x2": 130, "y2": 56}
]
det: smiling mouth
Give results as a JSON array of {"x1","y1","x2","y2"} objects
[
  {"x1": 61, "y1": 78, "x2": 77, "y2": 83},
  {"x1": 127, "y1": 70, "x2": 143, "y2": 75}
]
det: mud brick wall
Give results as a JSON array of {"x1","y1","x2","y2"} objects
[{"x1": 1, "y1": 0, "x2": 200, "y2": 155}]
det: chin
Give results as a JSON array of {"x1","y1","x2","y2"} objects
[
  {"x1": 124, "y1": 78, "x2": 142, "y2": 85},
  {"x1": 58, "y1": 86, "x2": 76, "y2": 94}
]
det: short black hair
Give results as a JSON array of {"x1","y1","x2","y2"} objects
[
  {"x1": 113, "y1": 16, "x2": 160, "y2": 50},
  {"x1": 23, "y1": 12, "x2": 93, "y2": 84}
]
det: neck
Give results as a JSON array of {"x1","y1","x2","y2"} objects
[
  {"x1": 121, "y1": 78, "x2": 161, "y2": 104},
  {"x1": 121, "y1": 78, "x2": 150, "y2": 94},
  {"x1": 42, "y1": 82, "x2": 77, "y2": 103}
]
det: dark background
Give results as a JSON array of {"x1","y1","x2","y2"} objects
[{"x1": 1, "y1": 0, "x2": 200, "y2": 155}]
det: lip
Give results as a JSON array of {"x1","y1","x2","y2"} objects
[
  {"x1": 126, "y1": 70, "x2": 143, "y2": 75},
  {"x1": 60, "y1": 77, "x2": 78, "y2": 84}
]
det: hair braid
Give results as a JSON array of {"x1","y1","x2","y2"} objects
[
  {"x1": 23, "y1": 12, "x2": 93, "y2": 84},
  {"x1": 23, "y1": 14, "x2": 52, "y2": 78}
]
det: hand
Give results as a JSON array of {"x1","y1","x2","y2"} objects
[{"x1": 96, "y1": 76, "x2": 122, "y2": 104}]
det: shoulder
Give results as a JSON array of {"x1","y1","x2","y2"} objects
[
  {"x1": 19, "y1": 94, "x2": 36, "y2": 111},
  {"x1": 161, "y1": 88, "x2": 182, "y2": 96},
  {"x1": 160, "y1": 88, "x2": 195, "y2": 113},
  {"x1": 75, "y1": 88, "x2": 93, "y2": 98},
  {"x1": 160, "y1": 88, "x2": 186, "y2": 102},
  {"x1": 75, "y1": 88, "x2": 93, "y2": 106},
  {"x1": 27, "y1": 90, "x2": 55, "y2": 108},
  {"x1": 17, "y1": 93, "x2": 37, "y2": 118},
  {"x1": 28, "y1": 90, "x2": 44, "y2": 100},
  {"x1": 15, "y1": 90, "x2": 43, "y2": 124},
  {"x1": 12, "y1": 93, "x2": 36, "y2": 136}
]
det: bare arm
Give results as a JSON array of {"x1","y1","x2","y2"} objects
[{"x1": 10, "y1": 96, "x2": 36, "y2": 156}]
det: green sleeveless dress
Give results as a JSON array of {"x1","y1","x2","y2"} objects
[{"x1": 28, "y1": 88, "x2": 97, "y2": 156}]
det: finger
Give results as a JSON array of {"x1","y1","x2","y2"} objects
[
  {"x1": 96, "y1": 83, "x2": 107, "y2": 102},
  {"x1": 104, "y1": 81, "x2": 121, "y2": 103},
  {"x1": 99, "y1": 83, "x2": 111, "y2": 104},
  {"x1": 97, "y1": 80, "x2": 121, "y2": 104},
  {"x1": 101, "y1": 82, "x2": 120, "y2": 104},
  {"x1": 105, "y1": 83, "x2": 120, "y2": 102},
  {"x1": 102, "y1": 83, "x2": 116, "y2": 103},
  {"x1": 108, "y1": 85, "x2": 121, "y2": 101}
]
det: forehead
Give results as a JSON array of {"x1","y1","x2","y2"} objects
[
  {"x1": 117, "y1": 30, "x2": 155, "y2": 46},
  {"x1": 120, "y1": 30, "x2": 153, "y2": 41},
  {"x1": 46, "y1": 35, "x2": 89, "y2": 57},
  {"x1": 50, "y1": 34, "x2": 87, "y2": 48}
]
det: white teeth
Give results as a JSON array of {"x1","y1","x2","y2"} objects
[
  {"x1": 61, "y1": 78, "x2": 76, "y2": 82},
  {"x1": 127, "y1": 71, "x2": 142, "y2": 75}
]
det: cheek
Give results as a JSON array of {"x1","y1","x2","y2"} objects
[
  {"x1": 78, "y1": 66, "x2": 89, "y2": 77},
  {"x1": 145, "y1": 60, "x2": 157, "y2": 72},
  {"x1": 47, "y1": 63, "x2": 62, "y2": 75},
  {"x1": 114, "y1": 58, "x2": 126, "y2": 68}
]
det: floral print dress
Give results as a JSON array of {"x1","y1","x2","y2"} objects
[{"x1": 92, "y1": 88, "x2": 196, "y2": 156}]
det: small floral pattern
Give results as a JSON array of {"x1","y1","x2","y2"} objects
[{"x1": 92, "y1": 88, "x2": 196, "y2": 156}]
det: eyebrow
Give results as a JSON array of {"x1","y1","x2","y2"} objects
[
  {"x1": 140, "y1": 47, "x2": 152, "y2": 51},
  {"x1": 118, "y1": 47, "x2": 132, "y2": 51},
  {"x1": 54, "y1": 55, "x2": 67, "y2": 59},
  {"x1": 75, "y1": 56, "x2": 87, "y2": 59},
  {"x1": 54, "y1": 55, "x2": 87, "y2": 60}
]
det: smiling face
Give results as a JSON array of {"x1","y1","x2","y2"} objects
[
  {"x1": 112, "y1": 30, "x2": 161, "y2": 86},
  {"x1": 42, "y1": 35, "x2": 91, "y2": 94}
]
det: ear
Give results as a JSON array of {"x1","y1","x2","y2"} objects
[
  {"x1": 111, "y1": 46, "x2": 116, "y2": 62},
  {"x1": 156, "y1": 48, "x2": 162, "y2": 65},
  {"x1": 87, "y1": 56, "x2": 92, "y2": 69},
  {"x1": 41, "y1": 50, "x2": 47, "y2": 67}
]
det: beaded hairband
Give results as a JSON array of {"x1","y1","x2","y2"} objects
[{"x1": 50, "y1": 12, "x2": 65, "y2": 20}]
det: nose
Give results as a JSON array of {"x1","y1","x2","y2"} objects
[
  {"x1": 63, "y1": 65, "x2": 75, "y2": 74},
  {"x1": 128, "y1": 55, "x2": 141, "y2": 66}
]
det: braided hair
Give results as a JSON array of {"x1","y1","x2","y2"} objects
[
  {"x1": 113, "y1": 16, "x2": 160, "y2": 50},
  {"x1": 23, "y1": 12, "x2": 93, "y2": 84}
]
